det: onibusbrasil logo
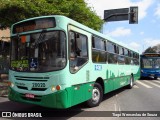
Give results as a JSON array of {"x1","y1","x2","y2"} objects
[{"x1": 1, "y1": 112, "x2": 42, "y2": 118}]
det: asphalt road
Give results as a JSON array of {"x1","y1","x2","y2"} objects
[{"x1": 0, "y1": 79, "x2": 160, "y2": 120}]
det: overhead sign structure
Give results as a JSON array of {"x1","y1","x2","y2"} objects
[
  {"x1": 104, "y1": 6, "x2": 138, "y2": 24},
  {"x1": 104, "y1": 8, "x2": 129, "y2": 22}
]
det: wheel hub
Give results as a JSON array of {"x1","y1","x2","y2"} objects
[{"x1": 92, "y1": 87, "x2": 100, "y2": 104}]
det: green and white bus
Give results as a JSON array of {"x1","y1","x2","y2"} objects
[{"x1": 8, "y1": 15, "x2": 140, "y2": 109}]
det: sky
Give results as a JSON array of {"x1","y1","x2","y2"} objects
[{"x1": 85, "y1": 0, "x2": 160, "y2": 53}]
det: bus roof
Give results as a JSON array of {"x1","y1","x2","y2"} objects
[{"x1": 11, "y1": 15, "x2": 139, "y2": 54}]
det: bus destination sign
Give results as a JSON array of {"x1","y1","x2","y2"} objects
[
  {"x1": 143, "y1": 54, "x2": 160, "y2": 57},
  {"x1": 13, "y1": 18, "x2": 56, "y2": 33}
]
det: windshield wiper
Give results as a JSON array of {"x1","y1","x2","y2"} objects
[{"x1": 34, "y1": 29, "x2": 47, "y2": 48}]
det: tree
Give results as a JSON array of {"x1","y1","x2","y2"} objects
[
  {"x1": 152, "y1": 44, "x2": 160, "y2": 53},
  {"x1": 144, "y1": 47, "x2": 157, "y2": 53},
  {"x1": 0, "y1": 0, "x2": 103, "y2": 31},
  {"x1": 144, "y1": 44, "x2": 160, "y2": 53}
]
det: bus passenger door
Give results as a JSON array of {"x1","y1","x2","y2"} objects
[{"x1": 68, "y1": 25, "x2": 91, "y2": 105}]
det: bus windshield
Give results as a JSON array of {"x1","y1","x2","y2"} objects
[
  {"x1": 10, "y1": 31, "x2": 66, "y2": 72},
  {"x1": 141, "y1": 57, "x2": 160, "y2": 69}
]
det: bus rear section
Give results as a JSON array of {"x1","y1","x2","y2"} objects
[{"x1": 141, "y1": 53, "x2": 160, "y2": 79}]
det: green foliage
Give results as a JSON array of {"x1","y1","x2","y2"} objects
[
  {"x1": 0, "y1": 0, "x2": 103, "y2": 31},
  {"x1": 144, "y1": 47, "x2": 157, "y2": 53},
  {"x1": 144, "y1": 44, "x2": 160, "y2": 53}
]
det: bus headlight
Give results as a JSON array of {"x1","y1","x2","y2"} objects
[
  {"x1": 8, "y1": 82, "x2": 14, "y2": 87},
  {"x1": 51, "y1": 85, "x2": 61, "y2": 91},
  {"x1": 51, "y1": 86, "x2": 56, "y2": 92}
]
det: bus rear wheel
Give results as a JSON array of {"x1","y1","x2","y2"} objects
[
  {"x1": 86, "y1": 83, "x2": 103, "y2": 107},
  {"x1": 127, "y1": 75, "x2": 134, "y2": 89}
]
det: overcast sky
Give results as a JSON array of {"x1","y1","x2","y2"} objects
[{"x1": 85, "y1": 0, "x2": 160, "y2": 53}]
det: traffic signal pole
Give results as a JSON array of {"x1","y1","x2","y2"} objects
[{"x1": 129, "y1": 7, "x2": 138, "y2": 24}]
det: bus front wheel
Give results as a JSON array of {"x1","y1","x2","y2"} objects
[
  {"x1": 154, "y1": 77, "x2": 157, "y2": 80},
  {"x1": 86, "y1": 83, "x2": 103, "y2": 107}
]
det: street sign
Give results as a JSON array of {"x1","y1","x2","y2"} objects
[
  {"x1": 104, "y1": 6, "x2": 138, "y2": 24},
  {"x1": 104, "y1": 8, "x2": 129, "y2": 22}
]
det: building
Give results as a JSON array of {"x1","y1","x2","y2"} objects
[
  {"x1": 0, "y1": 29, "x2": 10, "y2": 42},
  {"x1": 0, "y1": 29, "x2": 10, "y2": 75}
]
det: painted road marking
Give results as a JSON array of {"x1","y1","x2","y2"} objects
[
  {"x1": 154, "y1": 80, "x2": 160, "y2": 84},
  {"x1": 114, "y1": 104, "x2": 117, "y2": 111},
  {"x1": 136, "y1": 80, "x2": 152, "y2": 88},
  {"x1": 133, "y1": 85, "x2": 139, "y2": 88},
  {"x1": 144, "y1": 80, "x2": 160, "y2": 88}
]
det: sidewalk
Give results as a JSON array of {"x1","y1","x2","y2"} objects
[{"x1": 0, "y1": 74, "x2": 9, "y2": 97}]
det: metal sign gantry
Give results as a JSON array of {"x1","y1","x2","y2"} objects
[{"x1": 104, "y1": 6, "x2": 138, "y2": 24}]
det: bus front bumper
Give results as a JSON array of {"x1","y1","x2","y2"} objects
[
  {"x1": 8, "y1": 87, "x2": 69, "y2": 109},
  {"x1": 141, "y1": 72, "x2": 160, "y2": 78}
]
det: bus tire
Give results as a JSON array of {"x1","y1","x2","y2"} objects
[
  {"x1": 127, "y1": 75, "x2": 134, "y2": 89},
  {"x1": 154, "y1": 77, "x2": 157, "y2": 80},
  {"x1": 86, "y1": 83, "x2": 103, "y2": 107}
]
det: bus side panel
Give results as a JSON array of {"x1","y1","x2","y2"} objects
[
  {"x1": 104, "y1": 79, "x2": 114, "y2": 93},
  {"x1": 134, "y1": 67, "x2": 140, "y2": 81},
  {"x1": 113, "y1": 77, "x2": 126, "y2": 90},
  {"x1": 67, "y1": 82, "x2": 93, "y2": 107},
  {"x1": 113, "y1": 65, "x2": 131, "y2": 90},
  {"x1": 104, "y1": 65, "x2": 130, "y2": 93},
  {"x1": 104, "y1": 68, "x2": 114, "y2": 93}
]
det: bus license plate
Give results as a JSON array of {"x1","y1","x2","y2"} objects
[{"x1": 25, "y1": 93, "x2": 35, "y2": 98}]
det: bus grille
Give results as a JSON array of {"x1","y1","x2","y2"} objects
[
  {"x1": 14, "y1": 76, "x2": 49, "y2": 82},
  {"x1": 17, "y1": 86, "x2": 28, "y2": 90},
  {"x1": 17, "y1": 86, "x2": 47, "y2": 91},
  {"x1": 15, "y1": 76, "x2": 49, "y2": 91}
]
